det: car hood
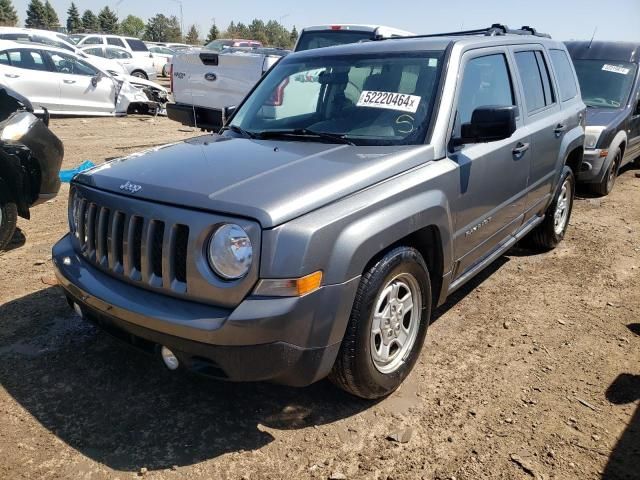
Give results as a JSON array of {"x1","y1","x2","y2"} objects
[
  {"x1": 585, "y1": 107, "x2": 627, "y2": 128},
  {"x1": 74, "y1": 135, "x2": 436, "y2": 227}
]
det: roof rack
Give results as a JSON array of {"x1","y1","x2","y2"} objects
[{"x1": 377, "y1": 24, "x2": 551, "y2": 41}]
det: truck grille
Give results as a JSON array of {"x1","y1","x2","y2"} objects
[{"x1": 71, "y1": 191, "x2": 189, "y2": 293}]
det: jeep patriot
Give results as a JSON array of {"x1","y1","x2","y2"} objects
[{"x1": 53, "y1": 25, "x2": 586, "y2": 399}]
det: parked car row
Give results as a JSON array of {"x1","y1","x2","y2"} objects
[
  {"x1": 53, "y1": 24, "x2": 606, "y2": 400},
  {"x1": 0, "y1": 40, "x2": 168, "y2": 117}
]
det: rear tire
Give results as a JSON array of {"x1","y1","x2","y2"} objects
[
  {"x1": 329, "y1": 246, "x2": 431, "y2": 399},
  {"x1": 592, "y1": 148, "x2": 620, "y2": 196},
  {"x1": 525, "y1": 168, "x2": 575, "y2": 251},
  {"x1": 0, "y1": 184, "x2": 18, "y2": 251}
]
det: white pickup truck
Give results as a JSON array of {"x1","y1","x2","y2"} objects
[{"x1": 167, "y1": 24, "x2": 413, "y2": 130}]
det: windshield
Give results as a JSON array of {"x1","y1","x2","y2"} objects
[
  {"x1": 295, "y1": 30, "x2": 375, "y2": 52},
  {"x1": 229, "y1": 51, "x2": 444, "y2": 146},
  {"x1": 573, "y1": 59, "x2": 638, "y2": 108},
  {"x1": 205, "y1": 40, "x2": 235, "y2": 51}
]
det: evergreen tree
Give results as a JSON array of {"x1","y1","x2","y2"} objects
[
  {"x1": 43, "y1": 0, "x2": 58, "y2": 29},
  {"x1": 205, "y1": 23, "x2": 219, "y2": 43},
  {"x1": 290, "y1": 26, "x2": 298, "y2": 46},
  {"x1": 81, "y1": 9, "x2": 99, "y2": 32},
  {"x1": 25, "y1": 0, "x2": 46, "y2": 29},
  {"x1": 225, "y1": 21, "x2": 236, "y2": 38},
  {"x1": 119, "y1": 14, "x2": 145, "y2": 37},
  {"x1": 185, "y1": 24, "x2": 199, "y2": 45},
  {"x1": 144, "y1": 14, "x2": 181, "y2": 42},
  {"x1": 0, "y1": 0, "x2": 18, "y2": 26},
  {"x1": 97, "y1": 6, "x2": 118, "y2": 34},
  {"x1": 66, "y1": 2, "x2": 81, "y2": 33}
]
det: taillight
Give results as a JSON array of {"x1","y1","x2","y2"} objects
[
  {"x1": 331, "y1": 25, "x2": 342, "y2": 30},
  {"x1": 265, "y1": 77, "x2": 289, "y2": 106},
  {"x1": 169, "y1": 63, "x2": 173, "y2": 92}
]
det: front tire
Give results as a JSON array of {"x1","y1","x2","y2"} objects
[
  {"x1": 592, "y1": 148, "x2": 621, "y2": 196},
  {"x1": 131, "y1": 70, "x2": 148, "y2": 80},
  {"x1": 329, "y1": 246, "x2": 431, "y2": 399},
  {"x1": 525, "y1": 168, "x2": 575, "y2": 251},
  {"x1": 0, "y1": 185, "x2": 18, "y2": 251}
]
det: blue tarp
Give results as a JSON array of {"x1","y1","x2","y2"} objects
[{"x1": 59, "y1": 160, "x2": 96, "y2": 183}]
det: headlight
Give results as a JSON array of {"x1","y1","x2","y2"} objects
[
  {"x1": 585, "y1": 126, "x2": 606, "y2": 149},
  {"x1": 0, "y1": 112, "x2": 37, "y2": 141},
  {"x1": 207, "y1": 224, "x2": 253, "y2": 280}
]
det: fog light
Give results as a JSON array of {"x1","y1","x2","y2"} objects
[
  {"x1": 72, "y1": 302, "x2": 83, "y2": 318},
  {"x1": 160, "y1": 346, "x2": 179, "y2": 370}
]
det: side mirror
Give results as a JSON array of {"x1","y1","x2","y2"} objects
[
  {"x1": 91, "y1": 72, "x2": 103, "y2": 87},
  {"x1": 223, "y1": 105, "x2": 237, "y2": 124},
  {"x1": 452, "y1": 105, "x2": 518, "y2": 147},
  {"x1": 42, "y1": 107, "x2": 50, "y2": 127}
]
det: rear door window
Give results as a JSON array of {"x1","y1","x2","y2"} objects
[
  {"x1": 106, "y1": 48, "x2": 131, "y2": 60},
  {"x1": 125, "y1": 39, "x2": 149, "y2": 52},
  {"x1": 83, "y1": 36, "x2": 103, "y2": 45},
  {"x1": 0, "y1": 51, "x2": 9, "y2": 65},
  {"x1": 6, "y1": 49, "x2": 50, "y2": 72},
  {"x1": 107, "y1": 37, "x2": 125, "y2": 48},
  {"x1": 514, "y1": 50, "x2": 556, "y2": 112},
  {"x1": 84, "y1": 47, "x2": 105, "y2": 57},
  {"x1": 549, "y1": 49, "x2": 578, "y2": 101}
]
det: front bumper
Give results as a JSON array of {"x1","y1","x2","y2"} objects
[
  {"x1": 577, "y1": 148, "x2": 609, "y2": 183},
  {"x1": 52, "y1": 234, "x2": 359, "y2": 386}
]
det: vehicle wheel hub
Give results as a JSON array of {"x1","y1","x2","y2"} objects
[
  {"x1": 553, "y1": 178, "x2": 571, "y2": 235},
  {"x1": 370, "y1": 273, "x2": 422, "y2": 374}
]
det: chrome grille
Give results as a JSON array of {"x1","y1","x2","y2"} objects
[{"x1": 71, "y1": 191, "x2": 189, "y2": 294}]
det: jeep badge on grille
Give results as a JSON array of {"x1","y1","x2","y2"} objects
[{"x1": 119, "y1": 181, "x2": 142, "y2": 194}]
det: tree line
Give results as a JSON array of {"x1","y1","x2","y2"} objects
[{"x1": 2, "y1": 0, "x2": 299, "y2": 48}]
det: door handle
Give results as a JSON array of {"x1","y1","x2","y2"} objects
[
  {"x1": 63, "y1": 79, "x2": 76, "y2": 84},
  {"x1": 554, "y1": 123, "x2": 566, "y2": 136},
  {"x1": 4, "y1": 74, "x2": 19, "y2": 78},
  {"x1": 512, "y1": 142, "x2": 530, "y2": 157}
]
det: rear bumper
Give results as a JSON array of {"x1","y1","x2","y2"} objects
[
  {"x1": 52, "y1": 234, "x2": 359, "y2": 385},
  {"x1": 167, "y1": 103, "x2": 226, "y2": 131}
]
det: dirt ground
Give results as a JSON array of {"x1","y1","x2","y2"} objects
[{"x1": 0, "y1": 116, "x2": 638, "y2": 480}]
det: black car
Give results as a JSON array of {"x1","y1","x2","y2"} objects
[
  {"x1": 0, "y1": 87, "x2": 64, "y2": 249},
  {"x1": 565, "y1": 41, "x2": 640, "y2": 195}
]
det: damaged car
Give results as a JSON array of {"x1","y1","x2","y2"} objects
[
  {"x1": 0, "y1": 40, "x2": 168, "y2": 117},
  {"x1": 0, "y1": 86, "x2": 63, "y2": 249}
]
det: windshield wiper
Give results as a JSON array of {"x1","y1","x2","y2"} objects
[
  {"x1": 256, "y1": 129, "x2": 355, "y2": 146},
  {"x1": 221, "y1": 124, "x2": 256, "y2": 139}
]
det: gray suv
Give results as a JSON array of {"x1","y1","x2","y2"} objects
[{"x1": 52, "y1": 25, "x2": 585, "y2": 399}]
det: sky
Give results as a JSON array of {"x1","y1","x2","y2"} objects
[{"x1": 11, "y1": 0, "x2": 640, "y2": 42}]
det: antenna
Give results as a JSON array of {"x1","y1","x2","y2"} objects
[{"x1": 588, "y1": 27, "x2": 597, "y2": 48}]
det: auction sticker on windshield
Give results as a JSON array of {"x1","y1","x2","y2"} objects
[
  {"x1": 357, "y1": 91, "x2": 421, "y2": 113},
  {"x1": 602, "y1": 64, "x2": 631, "y2": 75}
]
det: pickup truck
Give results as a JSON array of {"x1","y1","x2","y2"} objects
[
  {"x1": 167, "y1": 24, "x2": 413, "y2": 130},
  {"x1": 53, "y1": 25, "x2": 585, "y2": 399}
]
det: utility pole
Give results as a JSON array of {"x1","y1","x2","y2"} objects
[{"x1": 171, "y1": 0, "x2": 184, "y2": 40}]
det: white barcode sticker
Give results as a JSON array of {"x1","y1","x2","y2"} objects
[
  {"x1": 356, "y1": 90, "x2": 421, "y2": 113},
  {"x1": 602, "y1": 64, "x2": 630, "y2": 75}
]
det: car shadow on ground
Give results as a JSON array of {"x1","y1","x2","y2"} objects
[
  {"x1": 602, "y1": 369, "x2": 640, "y2": 479},
  {"x1": 602, "y1": 322, "x2": 640, "y2": 479},
  {"x1": 2, "y1": 227, "x2": 26, "y2": 253},
  {"x1": 0, "y1": 287, "x2": 375, "y2": 472}
]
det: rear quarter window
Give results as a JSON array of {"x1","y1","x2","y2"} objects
[
  {"x1": 125, "y1": 39, "x2": 148, "y2": 52},
  {"x1": 549, "y1": 49, "x2": 578, "y2": 101},
  {"x1": 107, "y1": 37, "x2": 125, "y2": 48},
  {"x1": 83, "y1": 36, "x2": 103, "y2": 45}
]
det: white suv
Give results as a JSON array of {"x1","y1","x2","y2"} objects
[{"x1": 76, "y1": 35, "x2": 156, "y2": 79}]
